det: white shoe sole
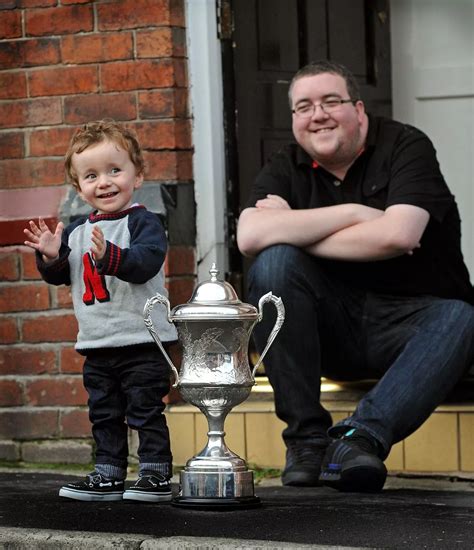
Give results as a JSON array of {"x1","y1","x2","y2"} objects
[
  {"x1": 59, "y1": 488, "x2": 124, "y2": 501},
  {"x1": 122, "y1": 490, "x2": 172, "y2": 503}
]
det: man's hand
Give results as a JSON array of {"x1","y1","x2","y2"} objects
[
  {"x1": 23, "y1": 218, "x2": 64, "y2": 263},
  {"x1": 305, "y1": 204, "x2": 429, "y2": 261},
  {"x1": 256, "y1": 194, "x2": 291, "y2": 210},
  {"x1": 91, "y1": 226, "x2": 106, "y2": 261}
]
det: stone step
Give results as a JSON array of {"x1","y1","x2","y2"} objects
[{"x1": 165, "y1": 377, "x2": 474, "y2": 478}]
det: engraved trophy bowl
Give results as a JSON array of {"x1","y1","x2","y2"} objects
[{"x1": 143, "y1": 263, "x2": 285, "y2": 509}]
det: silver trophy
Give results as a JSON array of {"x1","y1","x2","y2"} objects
[{"x1": 143, "y1": 263, "x2": 285, "y2": 509}]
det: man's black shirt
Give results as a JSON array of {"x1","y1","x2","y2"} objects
[{"x1": 246, "y1": 115, "x2": 474, "y2": 304}]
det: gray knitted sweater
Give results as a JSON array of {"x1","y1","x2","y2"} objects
[{"x1": 36, "y1": 205, "x2": 177, "y2": 353}]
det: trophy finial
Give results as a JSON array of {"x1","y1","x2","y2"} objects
[{"x1": 209, "y1": 263, "x2": 219, "y2": 281}]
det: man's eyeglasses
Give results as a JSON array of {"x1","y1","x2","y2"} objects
[{"x1": 292, "y1": 99, "x2": 356, "y2": 118}]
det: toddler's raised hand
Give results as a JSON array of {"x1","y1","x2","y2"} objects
[
  {"x1": 91, "y1": 225, "x2": 106, "y2": 261},
  {"x1": 24, "y1": 218, "x2": 64, "y2": 263}
]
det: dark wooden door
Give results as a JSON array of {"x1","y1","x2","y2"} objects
[{"x1": 223, "y1": 0, "x2": 392, "y2": 295}]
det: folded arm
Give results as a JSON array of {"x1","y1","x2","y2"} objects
[
  {"x1": 237, "y1": 196, "x2": 383, "y2": 257},
  {"x1": 305, "y1": 204, "x2": 430, "y2": 261}
]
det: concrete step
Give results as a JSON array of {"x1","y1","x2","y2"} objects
[{"x1": 164, "y1": 377, "x2": 474, "y2": 478}]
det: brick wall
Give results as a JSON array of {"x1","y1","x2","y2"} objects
[{"x1": 0, "y1": 0, "x2": 196, "y2": 465}]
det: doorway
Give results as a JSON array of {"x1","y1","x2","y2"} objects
[{"x1": 223, "y1": 0, "x2": 392, "y2": 297}]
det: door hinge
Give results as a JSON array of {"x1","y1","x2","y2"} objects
[{"x1": 216, "y1": 0, "x2": 232, "y2": 40}]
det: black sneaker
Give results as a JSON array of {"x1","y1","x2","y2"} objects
[
  {"x1": 123, "y1": 473, "x2": 172, "y2": 502},
  {"x1": 281, "y1": 440, "x2": 328, "y2": 487},
  {"x1": 319, "y1": 428, "x2": 387, "y2": 492},
  {"x1": 59, "y1": 472, "x2": 124, "y2": 501}
]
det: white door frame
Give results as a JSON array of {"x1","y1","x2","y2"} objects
[{"x1": 184, "y1": 0, "x2": 228, "y2": 281}]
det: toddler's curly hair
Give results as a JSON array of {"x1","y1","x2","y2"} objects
[{"x1": 64, "y1": 119, "x2": 145, "y2": 189}]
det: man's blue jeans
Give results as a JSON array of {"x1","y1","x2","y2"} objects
[{"x1": 248, "y1": 245, "x2": 474, "y2": 458}]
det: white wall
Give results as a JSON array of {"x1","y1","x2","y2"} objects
[{"x1": 391, "y1": 0, "x2": 474, "y2": 277}]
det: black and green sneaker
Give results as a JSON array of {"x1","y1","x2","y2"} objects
[
  {"x1": 319, "y1": 428, "x2": 387, "y2": 492},
  {"x1": 123, "y1": 473, "x2": 172, "y2": 503},
  {"x1": 59, "y1": 472, "x2": 124, "y2": 501}
]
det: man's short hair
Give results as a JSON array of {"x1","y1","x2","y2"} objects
[
  {"x1": 288, "y1": 60, "x2": 361, "y2": 108},
  {"x1": 64, "y1": 119, "x2": 145, "y2": 189}
]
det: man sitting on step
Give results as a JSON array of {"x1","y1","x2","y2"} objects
[{"x1": 237, "y1": 60, "x2": 474, "y2": 492}]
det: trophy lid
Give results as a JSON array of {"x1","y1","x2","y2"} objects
[{"x1": 170, "y1": 263, "x2": 259, "y2": 321}]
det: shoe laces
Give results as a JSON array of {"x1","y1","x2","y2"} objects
[
  {"x1": 287, "y1": 441, "x2": 327, "y2": 466},
  {"x1": 340, "y1": 430, "x2": 378, "y2": 455}
]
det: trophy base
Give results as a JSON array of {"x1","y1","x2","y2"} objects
[
  {"x1": 172, "y1": 495, "x2": 261, "y2": 510},
  {"x1": 173, "y1": 469, "x2": 261, "y2": 510}
]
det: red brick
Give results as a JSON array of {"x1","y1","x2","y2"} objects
[
  {"x1": 0, "y1": 218, "x2": 59, "y2": 247},
  {"x1": 171, "y1": 27, "x2": 186, "y2": 56},
  {"x1": 21, "y1": 248, "x2": 42, "y2": 280},
  {"x1": 0, "y1": 132, "x2": 24, "y2": 159},
  {"x1": 0, "y1": 42, "x2": 18, "y2": 70},
  {"x1": 29, "y1": 66, "x2": 99, "y2": 97},
  {"x1": 0, "y1": 347, "x2": 57, "y2": 375},
  {"x1": 55, "y1": 285, "x2": 72, "y2": 308},
  {"x1": 0, "y1": 38, "x2": 60, "y2": 70},
  {"x1": 170, "y1": 0, "x2": 185, "y2": 26},
  {"x1": 0, "y1": 317, "x2": 18, "y2": 344},
  {"x1": 0, "y1": 10, "x2": 22, "y2": 39},
  {"x1": 61, "y1": 0, "x2": 90, "y2": 4},
  {"x1": 144, "y1": 150, "x2": 193, "y2": 181},
  {"x1": 0, "y1": 380, "x2": 23, "y2": 406},
  {"x1": 25, "y1": 5, "x2": 93, "y2": 37},
  {"x1": 61, "y1": 32, "x2": 133, "y2": 64},
  {"x1": 0, "y1": 251, "x2": 20, "y2": 281},
  {"x1": 138, "y1": 89, "x2": 188, "y2": 118},
  {"x1": 98, "y1": 0, "x2": 170, "y2": 30},
  {"x1": 136, "y1": 28, "x2": 175, "y2": 58},
  {"x1": 27, "y1": 98, "x2": 62, "y2": 125},
  {"x1": 134, "y1": 119, "x2": 191, "y2": 150},
  {"x1": 172, "y1": 58, "x2": 187, "y2": 87},
  {"x1": 0, "y1": 102, "x2": 29, "y2": 129},
  {"x1": 101, "y1": 59, "x2": 175, "y2": 92},
  {"x1": 22, "y1": 313, "x2": 78, "y2": 343},
  {"x1": 0, "y1": 283, "x2": 50, "y2": 313},
  {"x1": 0, "y1": 72, "x2": 27, "y2": 100},
  {"x1": 167, "y1": 276, "x2": 196, "y2": 308},
  {"x1": 29, "y1": 126, "x2": 75, "y2": 157},
  {"x1": 18, "y1": 0, "x2": 57, "y2": 7},
  {"x1": 0, "y1": 158, "x2": 64, "y2": 189},
  {"x1": 164, "y1": 246, "x2": 195, "y2": 277},
  {"x1": 60, "y1": 346, "x2": 83, "y2": 374},
  {"x1": 26, "y1": 377, "x2": 87, "y2": 406},
  {"x1": 60, "y1": 409, "x2": 91, "y2": 437},
  {"x1": 64, "y1": 93, "x2": 136, "y2": 125},
  {"x1": 0, "y1": 98, "x2": 62, "y2": 129},
  {"x1": 4, "y1": 188, "x2": 68, "y2": 224},
  {"x1": 0, "y1": 410, "x2": 59, "y2": 439}
]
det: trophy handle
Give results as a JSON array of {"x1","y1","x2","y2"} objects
[
  {"x1": 143, "y1": 294, "x2": 180, "y2": 387},
  {"x1": 251, "y1": 292, "x2": 285, "y2": 378}
]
